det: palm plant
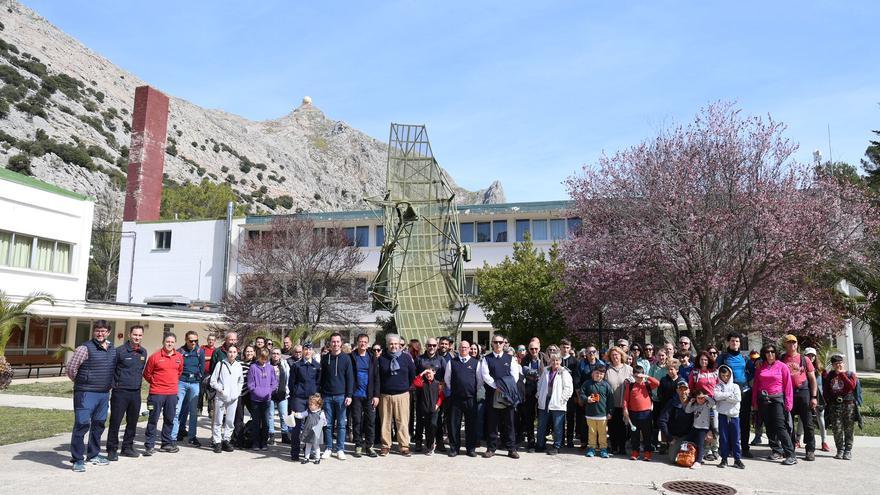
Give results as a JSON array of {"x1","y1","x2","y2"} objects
[
  {"x1": 286, "y1": 324, "x2": 333, "y2": 346},
  {"x1": 0, "y1": 291, "x2": 55, "y2": 389}
]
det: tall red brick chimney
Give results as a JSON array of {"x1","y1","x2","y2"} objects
[{"x1": 123, "y1": 86, "x2": 170, "y2": 222}]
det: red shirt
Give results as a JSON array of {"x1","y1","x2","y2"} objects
[
  {"x1": 143, "y1": 349, "x2": 183, "y2": 395},
  {"x1": 623, "y1": 376, "x2": 659, "y2": 413},
  {"x1": 782, "y1": 352, "x2": 814, "y2": 391},
  {"x1": 203, "y1": 346, "x2": 216, "y2": 373}
]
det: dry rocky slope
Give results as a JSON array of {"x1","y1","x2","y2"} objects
[{"x1": 0, "y1": 1, "x2": 504, "y2": 215}]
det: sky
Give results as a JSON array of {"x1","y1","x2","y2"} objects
[{"x1": 23, "y1": 1, "x2": 880, "y2": 202}]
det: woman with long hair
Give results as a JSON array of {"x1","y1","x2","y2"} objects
[
  {"x1": 752, "y1": 344, "x2": 796, "y2": 465},
  {"x1": 604, "y1": 346, "x2": 633, "y2": 455}
]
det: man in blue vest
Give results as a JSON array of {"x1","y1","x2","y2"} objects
[
  {"x1": 66, "y1": 320, "x2": 117, "y2": 472},
  {"x1": 172, "y1": 330, "x2": 205, "y2": 447},
  {"x1": 444, "y1": 340, "x2": 482, "y2": 457},
  {"x1": 715, "y1": 332, "x2": 755, "y2": 458},
  {"x1": 479, "y1": 333, "x2": 522, "y2": 458},
  {"x1": 106, "y1": 325, "x2": 148, "y2": 461}
]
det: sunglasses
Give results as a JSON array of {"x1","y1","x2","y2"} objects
[
  {"x1": 188, "y1": 339, "x2": 198, "y2": 343},
  {"x1": 529, "y1": 347, "x2": 539, "y2": 351},
  {"x1": 679, "y1": 342, "x2": 689, "y2": 345},
  {"x1": 426, "y1": 344, "x2": 437, "y2": 347},
  {"x1": 764, "y1": 350, "x2": 776, "y2": 355},
  {"x1": 709, "y1": 351, "x2": 718, "y2": 355},
  {"x1": 372, "y1": 348, "x2": 382, "y2": 352},
  {"x1": 492, "y1": 340, "x2": 504, "y2": 344}
]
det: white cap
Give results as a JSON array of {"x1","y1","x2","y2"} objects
[{"x1": 804, "y1": 347, "x2": 817, "y2": 356}]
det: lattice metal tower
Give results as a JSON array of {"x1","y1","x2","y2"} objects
[{"x1": 367, "y1": 124, "x2": 470, "y2": 343}]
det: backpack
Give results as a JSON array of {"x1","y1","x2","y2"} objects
[
  {"x1": 675, "y1": 441, "x2": 697, "y2": 467},
  {"x1": 233, "y1": 419, "x2": 254, "y2": 449}
]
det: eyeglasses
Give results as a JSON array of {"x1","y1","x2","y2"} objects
[
  {"x1": 372, "y1": 348, "x2": 382, "y2": 352},
  {"x1": 529, "y1": 347, "x2": 539, "y2": 351},
  {"x1": 764, "y1": 350, "x2": 776, "y2": 355},
  {"x1": 709, "y1": 351, "x2": 718, "y2": 355},
  {"x1": 492, "y1": 340, "x2": 504, "y2": 345},
  {"x1": 679, "y1": 341, "x2": 689, "y2": 345},
  {"x1": 188, "y1": 339, "x2": 198, "y2": 343},
  {"x1": 587, "y1": 350, "x2": 597, "y2": 354},
  {"x1": 426, "y1": 344, "x2": 437, "y2": 347}
]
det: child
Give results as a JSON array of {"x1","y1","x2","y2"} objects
[
  {"x1": 412, "y1": 365, "x2": 445, "y2": 455},
  {"x1": 579, "y1": 364, "x2": 614, "y2": 458},
  {"x1": 713, "y1": 364, "x2": 744, "y2": 469},
  {"x1": 623, "y1": 365, "x2": 660, "y2": 461},
  {"x1": 293, "y1": 394, "x2": 327, "y2": 464},
  {"x1": 209, "y1": 344, "x2": 243, "y2": 454},
  {"x1": 684, "y1": 389, "x2": 717, "y2": 469}
]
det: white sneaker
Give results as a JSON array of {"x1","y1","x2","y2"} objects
[
  {"x1": 691, "y1": 462, "x2": 702, "y2": 470},
  {"x1": 336, "y1": 450, "x2": 346, "y2": 460},
  {"x1": 321, "y1": 450, "x2": 333, "y2": 459}
]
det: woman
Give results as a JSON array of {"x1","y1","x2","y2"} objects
[
  {"x1": 248, "y1": 348, "x2": 278, "y2": 451},
  {"x1": 535, "y1": 354, "x2": 573, "y2": 455},
  {"x1": 210, "y1": 344, "x2": 243, "y2": 453},
  {"x1": 232, "y1": 345, "x2": 256, "y2": 448},
  {"x1": 752, "y1": 344, "x2": 796, "y2": 465},
  {"x1": 287, "y1": 343, "x2": 321, "y2": 461},
  {"x1": 823, "y1": 354, "x2": 858, "y2": 460},
  {"x1": 650, "y1": 351, "x2": 671, "y2": 452},
  {"x1": 798, "y1": 348, "x2": 829, "y2": 452},
  {"x1": 631, "y1": 344, "x2": 651, "y2": 373},
  {"x1": 689, "y1": 351, "x2": 718, "y2": 397},
  {"x1": 604, "y1": 346, "x2": 633, "y2": 455}
]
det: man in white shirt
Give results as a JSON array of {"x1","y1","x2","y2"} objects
[
  {"x1": 479, "y1": 334, "x2": 521, "y2": 459},
  {"x1": 444, "y1": 340, "x2": 482, "y2": 457}
]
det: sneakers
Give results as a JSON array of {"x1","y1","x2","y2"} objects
[
  {"x1": 804, "y1": 451, "x2": 815, "y2": 461},
  {"x1": 221, "y1": 440, "x2": 234, "y2": 452},
  {"x1": 72, "y1": 461, "x2": 86, "y2": 472},
  {"x1": 718, "y1": 459, "x2": 728, "y2": 468},
  {"x1": 704, "y1": 452, "x2": 717, "y2": 462},
  {"x1": 585, "y1": 448, "x2": 595, "y2": 458},
  {"x1": 212, "y1": 443, "x2": 222, "y2": 453},
  {"x1": 300, "y1": 458, "x2": 309, "y2": 464},
  {"x1": 643, "y1": 451, "x2": 653, "y2": 462},
  {"x1": 365, "y1": 448, "x2": 378, "y2": 458},
  {"x1": 691, "y1": 462, "x2": 702, "y2": 470},
  {"x1": 314, "y1": 456, "x2": 321, "y2": 465},
  {"x1": 322, "y1": 450, "x2": 333, "y2": 459},
  {"x1": 88, "y1": 455, "x2": 110, "y2": 466},
  {"x1": 336, "y1": 450, "x2": 346, "y2": 460},
  {"x1": 120, "y1": 448, "x2": 140, "y2": 458},
  {"x1": 142, "y1": 447, "x2": 155, "y2": 457},
  {"x1": 733, "y1": 459, "x2": 746, "y2": 469},
  {"x1": 107, "y1": 451, "x2": 119, "y2": 462},
  {"x1": 159, "y1": 444, "x2": 179, "y2": 454},
  {"x1": 843, "y1": 450, "x2": 852, "y2": 460},
  {"x1": 767, "y1": 452, "x2": 783, "y2": 461},
  {"x1": 546, "y1": 447, "x2": 558, "y2": 456},
  {"x1": 820, "y1": 442, "x2": 830, "y2": 452},
  {"x1": 599, "y1": 449, "x2": 609, "y2": 459},
  {"x1": 353, "y1": 446, "x2": 363, "y2": 458},
  {"x1": 268, "y1": 437, "x2": 276, "y2": 446},
  {"x1": 782, "y1": 456, "x2": 798, "y2": 466},
  {"x1": 189, "y1": 438, "x2": 201, "y2": 448},
  {"x1": 835, "y1": 450, "x2": 844, "y2": 459},
  {"x1": 750, "y1": 436, "x2": 762, "y2": 446},
  {"x1": 630, "y1": 450, "x2": 639, "y2": 460}
]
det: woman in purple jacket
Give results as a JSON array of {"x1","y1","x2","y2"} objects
[{"x1": 248, "y1": 348, "x2": 279, "y2": 450}]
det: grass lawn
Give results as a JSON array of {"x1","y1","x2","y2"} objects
[
  {"x1": 0, "y1": 407, "x2": 73, "y2": 446},
  {"x1": 2, "y1": 381, "x2": 150, "y2": 400}
]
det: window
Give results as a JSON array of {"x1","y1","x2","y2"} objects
[
  {"x1": 155, "y1": 230, "x2": 172, "y2": 250},
  {"x1": 355, "y1": 226, "x2": 369, "y2": 248},
  {"x1": 493, "y1": 220, "x2": 508, "y2": 242},
  {"x1": 48, "y1": 319, "x2": 66, "y2": 348},
  {"x1": 0, "y1": 231, "x2": 72, "y2": 273},
  {"x1": 532, "y1": 219, "x2": 548, "y2": 241},
  {"x1": 460, "y1": 223, "x2": 474, "y2": 243},
  {"x1": 0, "y1": 231, "x2": 10, "y2": 265},
  {"x1": 35, "y1": 239, "x2": 55, "y2": 271},
  {"x1": 247, "y1": 230, "x2": 261, "y2": 241},
  {"x1": 53, "y1": 242, "x2": 71, "y2": 273},
  {"x1": 464, "y1": 275, "x2": 478, "y2": 296},
  {"x1": 376, "y1": 225, "x2": 385, "y2": 246},
  {"x1": 163, "y1": 323, "x2": 175, "y2": 334},
  {"x1": 550, "y1": 219, "x2": 566, "y2": 240},
  {"x1": 5, "y1": 323, "x2": 23, "y2": 355},
  {"x1": 567, "y1": 217, "x2": 582, "y2": 238},
  {"x1": 26, "y1": 318, "x2": 47, "y2": 355},
  {"x1": 515, "y1": 219, "x2": 530, "y2": 242},
  {"x1": 476, "y1": 222, "x2": 491, "y2": 243},
  {"x1": 10, "y1": 233, "x2": 33, "y2": 268},
  {"x1": 342, "y1": 227, "x2": 355, "y2": 246}
]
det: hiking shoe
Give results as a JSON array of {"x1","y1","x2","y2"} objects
[
  {"x1": 718, "y1": 459, "x2": 728, "y2": 468},
  {"x1": 805, "y1": 451, "x2": 815, "y2": 461},
  {"x1": 72, "y1": 461, "x2": 85, "y2": 472},
  {"x1": 483, "y1": 450, "x2": 496, "y2": 459},
  {"x1": 160, "y1": 444, "x2": 180, "y2": 453},
  {"x1": 221, "y1": 441, "x2": 234, "y2": 452},
  {"x1": 734, "y1": 459, "x2": 746, "y2": 469},
  {"x1": 120, "y1": 448, "x2": 140, "y2": 458},
  {"x1": 107, "y1": 451, "x2": 119, "y2": 462},
  {"x1": 353, "y1": 446, "x2": 363, "y2": 458},
  {"x1": 843, "y1": 450, "x2": 852, "y2": 460},
  {"x1": 212, "y1": 443, "x2": 222, "y2": 453},
  {"x1": 820, "y1": 442, "x2": 830, "y2": 452},
  {"x1": 189, "y1": 438, "x2": 201, "y2": 448},
  {"x1": 585, "y1": 448, "x2": 595, "y2": 457},
  {"x1": 767, "y1": 452, "x2": 783, "y2": 461},
  {"x1": 782, "y1": 456, "x2": 798, "y2": 465},
  {"x1": 142, "y1": 447, "x2": 155, "y2": 457},
  {"x1": 599, "y1": 449, "x2": 609, "y2": 458},
  {"x1": 366, "y1": 448, "x2": 378, "y2": 458},
  {"x1": 509, "y1": 450, "x2": 520, "y2": 459},
  {"x1": 88, "y1": 455, "x2": 110, "y2": 466}
]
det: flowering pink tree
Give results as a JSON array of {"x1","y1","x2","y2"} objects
[{"x1": 560, "y1": 102, "x2": 877, "y2": 347}]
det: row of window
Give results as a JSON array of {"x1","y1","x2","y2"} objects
[
  {"x1": 0, "y1": 230, "x2": 73, "y2": 274},
  {"x1": 4, "y1": 317, "x2": 69, "y2": 355}
]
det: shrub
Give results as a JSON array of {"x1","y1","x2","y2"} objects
[
  {"x1": 7, "y1": 153, "x2": 31, "y2": 175},
  {"x1": 166, "y1": 144, "x2": 178, "y2": 156},
  {"x1": 220, "y1": 165, "x2": 229, "y2": 173},
  {"x1": 256, "y1": 172, "x2": 263, "y2": 180},
  {"x1": 0, "y1": 97, "x2": 7, "y2": 118},
  {"x1": 0, "y1": 64, "x2": 25, "y2": 86},
  {"x1": 277, "y1": 195, "x2": 294, "y2": 209},
  {"x1": 15, "y1": 95, "x2": 48, "y2": 119},
  {"x1": 254, "y1": 162, "x2": 267, "y2": 171},
  {"x1": 83, "y1": 100, "x2": 98, "y2": 112},
  {"x1": 0, "y1": 84, "x2": 25, "y2": 102},
  {"x1": 94, "y1": 91, "x2": 105, "y2": 103},
  {"x1": 41, "y1": 73, "x2": 81, "y2": 101},
  {"x1": 238, "y1": 161, "x2": 251, "y2": 173},
  {"x1": 191, "y1": 141, "x2": 197, "y2": 147},
  {"x1": 212, "y1": 143, "x2": 220, "y2": 153},
  {"x1": 200, "y1": 145, "x2": 205, "y2": 151},
  {"x1": 14, "y1": 58, "x2": 47, "y2": 78}
]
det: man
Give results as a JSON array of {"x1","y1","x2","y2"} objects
[
  {"x1": 320, "y1": 332, "x2": 354, "y2": 459},
  {"x1": 678, "y1": 336, "x2": 696, "y2": 359},
  {"x1": 577, "y1": 346, "x2": 606, "y2": 380},
  {"x1": 67, "y1": 320, "x2": 117, "y2": 472},
  {"x1": 445, "y1": 340, "x2": 481, "y2": 457},
  {"x1": 269, "y1": 348, "x2": 290, "y2": 445},
  {"x1": 106, "y1": 325, "x2": 148, "y2": 461},
  {"x1": 780, "y1": 334, "x2": 818, "y2": 461},
  {"x1": 280, "y1": 336, "x2": 294, "y2": 360},
  {"x1": 518, "y1": 338, "x2": 544, "y2": 451},
  {"x1": 657, "y1": 380, "x2": 695, "y2": 463},
  {"x1": 255, "y1": 336, "x2": 266, "y2": 351},
  {"x1": 210, "y1": 332, "x2": 238, "y2": 375},
  {"x1": 142, "y1": 333, "x2": 184, "y2": 455},
  {"x1": 559, "y1": 338, "x2": 580, "y2": 448},
  {"x1": 199, "y1": 333, "x2": 217, "y2": 414},
  {"x1": 172, "y1": 331, "x2": 205, "y2": 447},
  {"x1": 436, "y1": 335, "x2": 453, "y2": 450},
  {"x1": 415, "y1": 337, "x2": 445, "y2": 452},
  {"x1": 287, "y1": 342, "x2": 321, "y2": 461},
  {"x1": 377, "y1": 333, "x2": 417, "y2": 456},
  {"x1": 644, "y1": 343, "x2": 655, "y2": 363},
  {"x1": 616, "y1": 338, "x2": 630, "y2": 354},
  {"x1": 715, "y1": 332, "x2": 754, "y2": 458},
  {"x1": 350, "y1": 333, "x2": 380, "y2": 458},
  {"x1": 480, "y1": 333, "x2": 522, "y2": 459}
]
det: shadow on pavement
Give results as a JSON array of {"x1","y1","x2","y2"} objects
[{"x1": 13, "y1": 444, "x2": 72, "y2": 470}]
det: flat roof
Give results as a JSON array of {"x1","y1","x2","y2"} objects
[
  {"x1": 0, "y1": 167, "x2": 92, "y2": 201},
  {"x1": 245, "y1": 200, "x2": 572, "y2": 225}
]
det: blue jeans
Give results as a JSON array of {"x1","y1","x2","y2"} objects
[
  {"x1": 323, "y1": 394, "x2": 347, "y2": 452},
  {"x1": 70, "y1": 391, "x2": 109, "y2": 462},
  {"x1": 719, "y1": 413, "x2": 742, "y2": 461},
  {"x1": 536, "y1": 409, "x2": 565, "y2": 450},
  {"x1": 172, "y1": 381, "x2": 200, "y2": 440},
  {"x1": 267, "y1": 398, "x2": 289, "y2": 435}
]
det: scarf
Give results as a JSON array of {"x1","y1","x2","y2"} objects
[{"x1": 389, "y1": 349, "x2": 403, "y2": 372}]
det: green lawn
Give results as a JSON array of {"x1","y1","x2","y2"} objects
[
  {"x1": 2, "y1": 381, "x2": 150, "y2": 400},
  {"x1": 0, "y1": 407, "x2": 73, "y2": 445}
]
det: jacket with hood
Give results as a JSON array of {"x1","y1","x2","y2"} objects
[
  {"x1": 713, "y1": 365, "x2": 742, "y2": 417},
  {"x1": 248, "y1": 361, "x2": 279, "y2": 403},
  {"x1": 210, "y1": 358, "x2": 244, "y2": 403},
  {"x1": 321, "y1": 351, "x2": 354, "y2": 398},
  {"x1": 536, "y1": 366, "x2": 573, "y2": 411}
]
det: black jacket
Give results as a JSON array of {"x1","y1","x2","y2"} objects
[
  {"x1": 112, "y1": 341, "x2": 147, "y2": 390},
  {"x1": 350, "y1": 351, "x2": 381, "y2": 399}
]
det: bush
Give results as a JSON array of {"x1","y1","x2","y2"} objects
[
  {"x1": 256, "y1": 172, "x2": 263, "y2": 180},
  {"x1": 14, "y1": 58, "x2": 47, "y2": 78},
  {"x1": 220, "y1": 165, "x2": 229, "y2": 173},
  {"x1": 7, "y1": 153, "x2": 31, "y2": 175},
  {"x1": 94, "y1": 91, "x2": 104, "y2": 103},
  {"x1": 0, "y1": 97, "x2": 7, "y2": 118},
  {"x1": 254, "y1": 162, "x2": 267, "y2": 171},
  {"x1": 239, "y1": 161, "x2": 251, "y2": 173},
  {"x1": 41, "y1": 73, "x2": 81, "y2": 101},
  {"x1": 83, "y1": 100, "x2": 97, "y2": 112},
  {"x1": 277, "y1": 195, "x2": 294, "y2": 209},
  {"x1": 191, "y1": 141, "x2": 197, "y2": 147},
  {"x1": 86, "y1": 144, "x2": 113, "y2": 162},
  {"x1": 166, "y1": 144, "x2": 178, "y2": 156},
  {"x1": 15, "y1": 95, "x2": 48, "y2": 119},
  {"x1": 0, "y1": 64, "x2": 25, "y2": 86},
  {"x1": 0, "y1": 84, "x2": 25, "y2": 103},
  {"x1": 212, "y1": 143, "x2": 220, "y2": 153}
]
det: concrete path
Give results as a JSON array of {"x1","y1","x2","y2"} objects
[
  {"x1": 0, "y1": 393, "x2": 73, "y2": 410},
  {"x1": 0, "y1": 421, "x2": 879, "y2": 495}
]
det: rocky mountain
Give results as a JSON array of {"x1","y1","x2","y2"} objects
[{"x1": 0, "y1": 1, "x2": 504, "y2": 216}]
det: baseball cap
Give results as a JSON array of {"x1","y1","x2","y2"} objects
[
  {"x1": 302, "y1": 341, "x2": 313, "y2": 349},
  {"x1": 749, "y1": 350, "x2": 760, "y2": 358},
  {"x1": 676, "y1": 380, "x2": 689, "y2": 389},
  {"x1": 783, "y1": 334, "x2": 798, "y2": 343},
  {"x1": 830, "y1": 354, "x2": 844, "y2": 364},
  {"x1": 804, "y1": 347, "x2": 817, "y2": 356}
]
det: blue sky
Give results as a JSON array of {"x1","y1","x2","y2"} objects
[{"x1": 24, "y1": 1, "x2": 880, "y2": 201}]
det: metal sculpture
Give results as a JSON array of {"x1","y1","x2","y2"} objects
[{"x1": 367, "y1": 124, "x2": 470, "y2": 343}]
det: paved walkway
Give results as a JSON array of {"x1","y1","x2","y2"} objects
[
  {"x1": 0, "y1": 393, "x2": 73, "y2": 410},
  {"x1": 0, "y1": 421, "x2": 878, "y2": 495}
]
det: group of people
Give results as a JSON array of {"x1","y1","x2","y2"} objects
[{"x1": 65, "y1": 320, "x2": 862, "y2": 472}]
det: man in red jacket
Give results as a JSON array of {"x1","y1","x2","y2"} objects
[{"x1": 142, "y1": 333, "x2": 183, "y2": 455}]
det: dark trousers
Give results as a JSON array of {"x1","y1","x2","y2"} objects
[
  {"x1": 350, "y1": 396, "x2": 376, "y2": 449},
  {"x1": 448, "y1": 397, "x2": 477, "y2": 452},
  {"x1": 761, "y1": 400, "x2": 794, "y2": 457},
  {"x1": 517, "y1": 395, "x2": 537, "y2": 445},
  {"x1": 630, "y1": 412, "x2": 653, "y2": 451},
  {"x1": 789, "y1": 388, "x2": 815, "y2": 452},
  {"x1": 688, "y1": 428, "x2": 709, "y2": 463},
  {"x1": 106, "y1": 388, "x2": 141, "y2": 453},
  {"x1": 233, "y1": 393, "x2": 253, "y2": 448},
  {"x1": 719, "y1": 413, "x2": 742, "y2": 461},
  {"x1": 418, "y1": 409, "x2": 441, "y2": 450},
  {"x1": 608, "y1": 407, "x2": 628, "y2": 453},
  {"x1": 251, "y1": 400, "x2": 270, "y2": 448},
  {"x1": 71, "y1": 391, "x2": 109, "y2": 462},
  {"x1": 486, "y1": 404, "x2": 516, "y2": 452},
  {"x1": 144, "y1": 393, "x2": 177, "y2": 449},
  {"x1": 738, "y1": 386, "x2": 752, "y2": 453},
  {"x1": 564, "y1": 396, "x2": 579, "y2": 446},
  {"x1": 288, "y1": 397, "x2": 307, "y2": 459}
]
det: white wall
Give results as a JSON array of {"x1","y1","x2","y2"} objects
[
  {"x1": 0, "y1": 177, "x2": 93, "y2": 301},
  {"x1": 117, "y1": 218, "x2": 232, "y2": 304}
]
